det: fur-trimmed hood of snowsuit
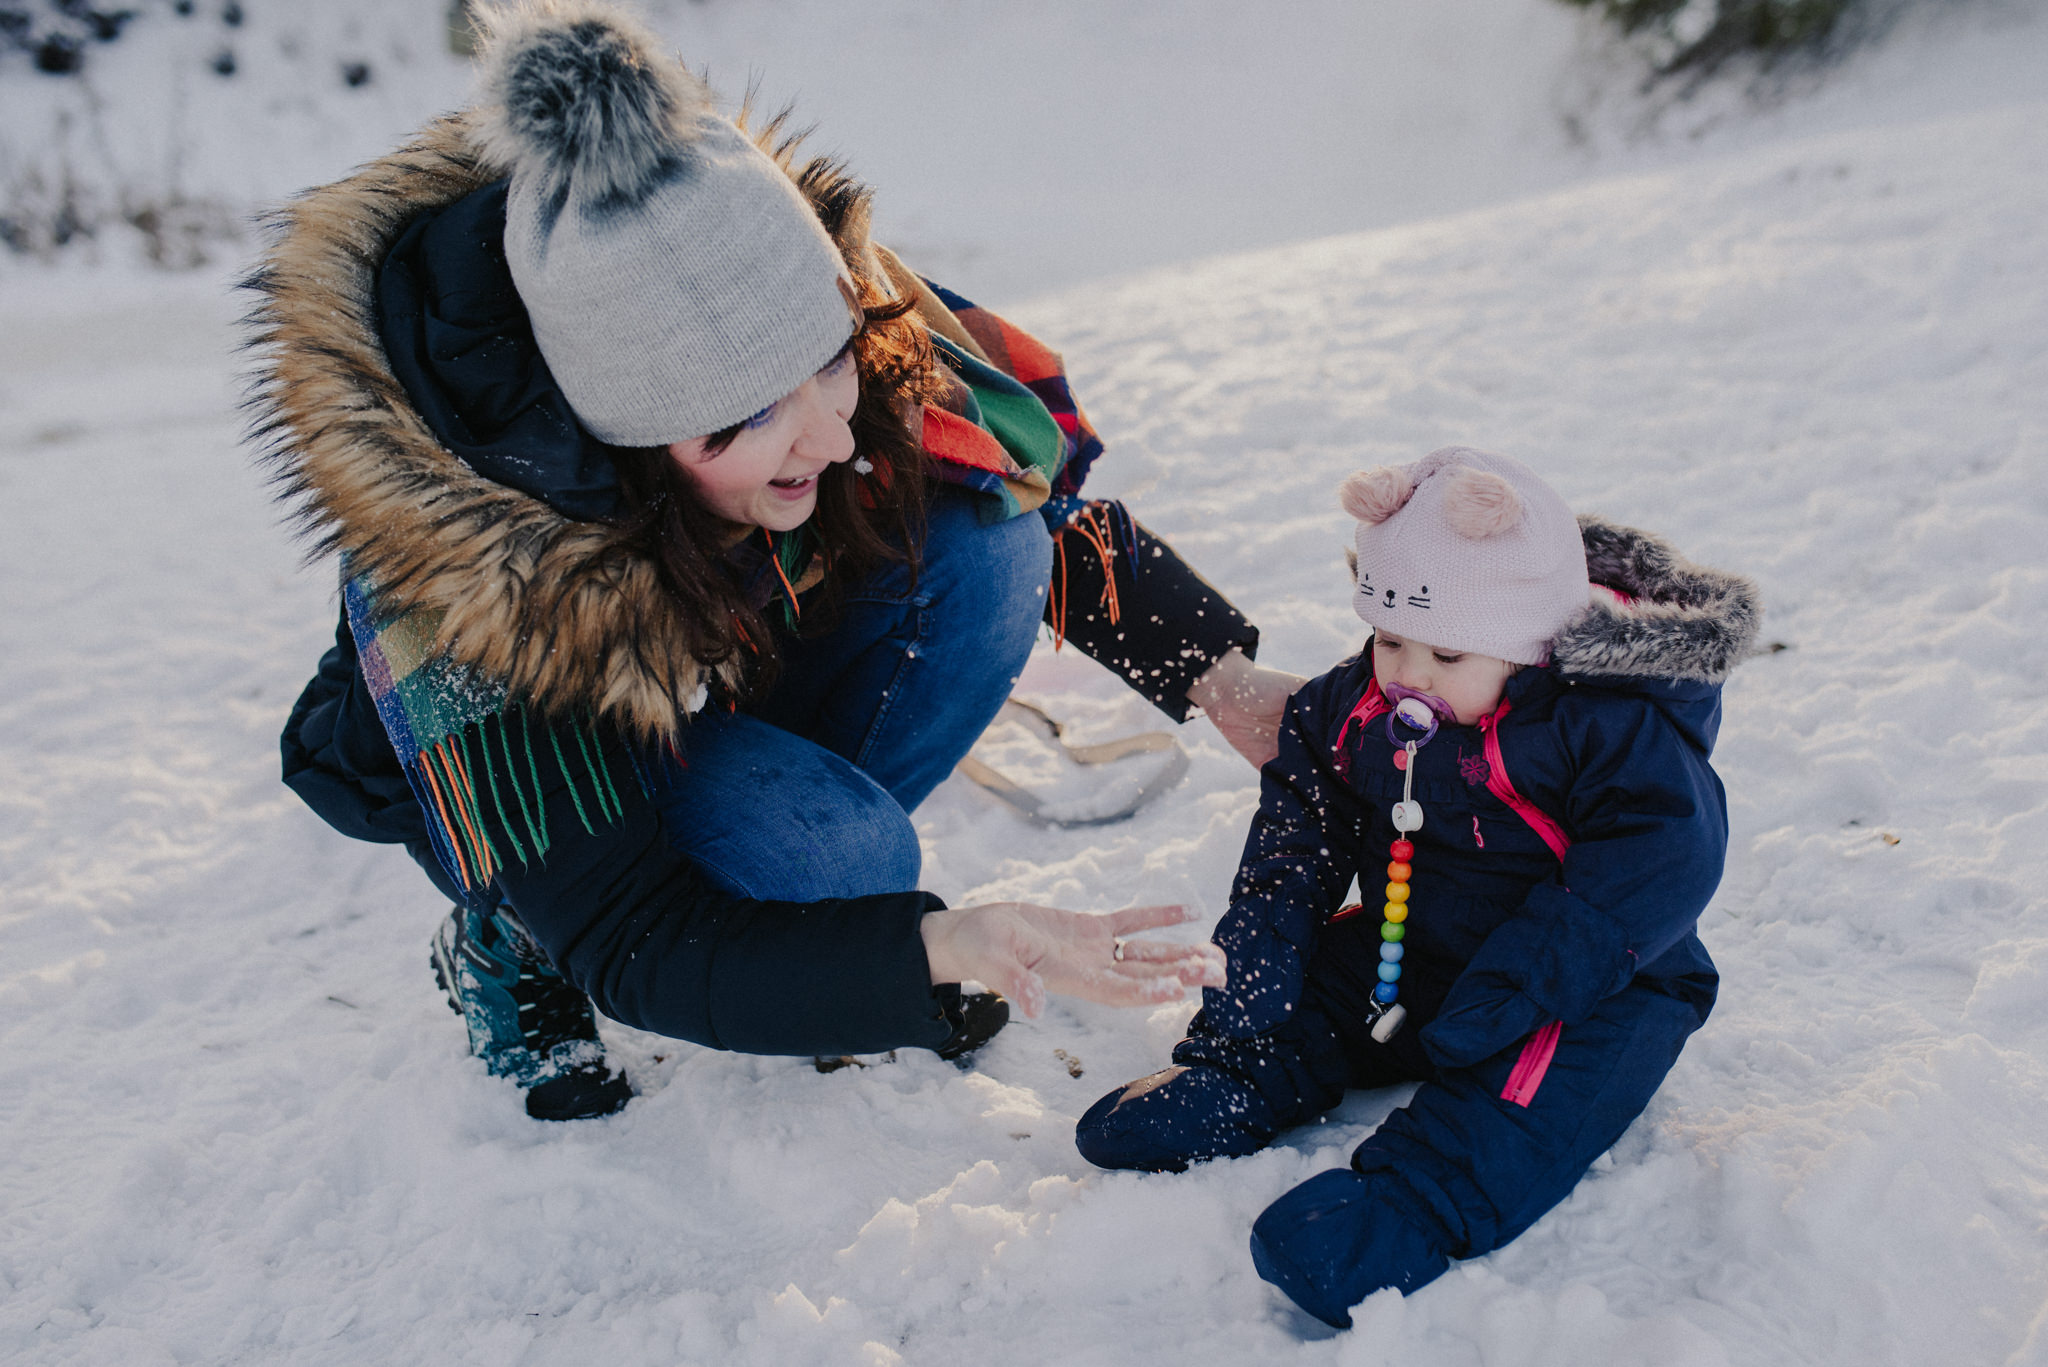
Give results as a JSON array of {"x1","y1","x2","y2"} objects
[
  {"x1": 1552, "y1": 515, "x2": 1760, "y2": 685},
  {"x1": 242, "y1": 112, "x2": 909, "y2": 743}
]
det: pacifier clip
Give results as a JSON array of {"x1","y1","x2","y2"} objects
[{"x1": 1365, "y1": 694, "x2": 1432, "y2": 1044}]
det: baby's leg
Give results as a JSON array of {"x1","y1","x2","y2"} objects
[
  {"x1": 1249, "y1": 985, "x2": 1705, "y2": 1327},
  {"x1": 1074, "y1": 1009, "x2": 1351, "y2": 1172}
]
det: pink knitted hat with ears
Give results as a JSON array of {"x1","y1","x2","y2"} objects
[{"x1": 1340, "y1": 446, "x2": 1590, "y2": 665}]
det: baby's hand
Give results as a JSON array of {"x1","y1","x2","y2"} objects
[{"x1": 1418, "y1": 970, "x2": 1546, "y2": 1067}]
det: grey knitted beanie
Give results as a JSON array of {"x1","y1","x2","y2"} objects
[
  {"x1": 1341, "y1": 447, "x2": 1591, "y2": 666},
  {"x1": 472, "y1": 0, "x2": 857, "y2": 446}
]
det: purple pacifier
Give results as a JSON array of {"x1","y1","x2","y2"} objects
[{"x1": 1380, "y1": 682, "x2": 1455, "y2": 748}]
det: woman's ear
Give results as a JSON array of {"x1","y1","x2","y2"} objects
[{"x1": 1338, "y1": 466, "x2": 1415, "y2": 524}]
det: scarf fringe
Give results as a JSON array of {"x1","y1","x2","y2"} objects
[{"x1": 407, "y1": 705, "x2": 650, "y2": 897}]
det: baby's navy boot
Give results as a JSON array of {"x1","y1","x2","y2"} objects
[
  {"x1": 1248, "y1": 1169, "x2": 1452, "y2": 1328},
  {"x1": 1075, "y1": 1063, "x2": 1283, "y2": 1171}
]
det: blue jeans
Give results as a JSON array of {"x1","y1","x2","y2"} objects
[{"x1": 657, "y1": 488, "x2": 1052, "y2": 901}]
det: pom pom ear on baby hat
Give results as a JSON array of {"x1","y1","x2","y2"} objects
[
  {"x1": 1338, "y1": 467, "x2": 1416, "y2": 524},
  {"x1": 1440, "y1": 467, "x2": 1522, "y2": 539}
]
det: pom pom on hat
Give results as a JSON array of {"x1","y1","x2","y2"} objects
[{"x1": 473, "y1": 0, "x2": 712, "y2": 209}]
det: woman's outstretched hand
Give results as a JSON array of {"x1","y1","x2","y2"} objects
[
  {"x1": 920, "y1": 902, "x2": 1226, "y2": 1021},
  {"x1": 1188, "y1": 648, "x2": 1306, "y2": 771}
]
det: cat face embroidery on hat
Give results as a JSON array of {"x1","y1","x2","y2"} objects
[
  {"x1": 1339, "y1": 446, "x2": 1591, "y2": 669},
  {"x1": 1356, "y1": 569, "x2": 1435, "y2": 615}
]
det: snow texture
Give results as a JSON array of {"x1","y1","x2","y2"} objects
[{"x1": 4, "y1": 3, "x2": 2048, "y2": 1365}]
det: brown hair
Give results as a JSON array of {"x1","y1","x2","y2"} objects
[{"x1": 602, "y1": 274, "x2": 944, "y2": 700}]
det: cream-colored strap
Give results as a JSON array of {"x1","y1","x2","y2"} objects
[{"x1": 956, "y1": 699, "x2": 1189, "y2": 828}]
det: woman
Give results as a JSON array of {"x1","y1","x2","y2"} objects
[{"x1": 259, "y1": 0, "x2": 1296, "y2": 1119}]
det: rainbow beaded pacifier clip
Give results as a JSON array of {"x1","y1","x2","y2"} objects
[{"x1": 1364, "y1": 696, "x2": 1433, "y2": 1043}]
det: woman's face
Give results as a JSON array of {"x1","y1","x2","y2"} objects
[{"x1": 667, "y1": 342, "x2": 859, "y2": 531}]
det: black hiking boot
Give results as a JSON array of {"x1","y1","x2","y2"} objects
[{"x1": 430, "y1": 902, "x2": 633, "y2": 1121}]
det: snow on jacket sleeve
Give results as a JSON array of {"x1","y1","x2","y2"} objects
[
  {"x1": 1203, "y1": 664, "x2": 1371, "y2": 1038},
  {"x1": 1045, "y1": 503, "x2": 1261, "y2": 722},
  {"x1": 1420, "y1": 692, "x2": 1728, "y2": 1069}
]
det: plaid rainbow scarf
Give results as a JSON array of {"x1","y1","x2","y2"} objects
[
  {"x1": 343, "y1": 577, "x2": 639, "y2": 895},
  {"x1": 916, "y1": 282, "x2": 1105, "y2": 517}
]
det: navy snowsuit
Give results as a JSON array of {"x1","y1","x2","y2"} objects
[{"x1": 1077, "y1": 571, "x2": 1742, "y2": 1325}]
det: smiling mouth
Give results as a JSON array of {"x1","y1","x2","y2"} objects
[{"x1": 768, "y1": 474, "x2": 818, "y2": 492}]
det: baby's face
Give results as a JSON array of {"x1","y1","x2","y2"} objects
[{"x1": 1371, "y1": 631, "x2": 1516, "y2": 726}]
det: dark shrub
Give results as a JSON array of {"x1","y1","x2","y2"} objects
[{"x1": 1561, "y1": 0, "x2": 1857, "y2": 77}]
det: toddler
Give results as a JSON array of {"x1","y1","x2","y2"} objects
[{"x1": 1075, "y1": 447, "x2": 1759, "y2": 1327}]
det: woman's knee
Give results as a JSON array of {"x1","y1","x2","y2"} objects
[
  {"x1": 812, "y1": 789, "x2": 923, "y2": 896},
  {"x1": 687, "y1": 793, "x2": 920, "y2": 903},
  {"x1": 659, "y1": 713, "x2": 922, "y2": 902},
  {"x1": 919, "y1": 489, "x2": 1053, "y2": 652}
]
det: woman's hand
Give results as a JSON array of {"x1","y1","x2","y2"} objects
[
  {"x1": 1188, "y1": 648, "x2": 1306, "y2": 771},
  {"x1": 920, "y1": 902, "x2": 1226, "y2": 1021}
]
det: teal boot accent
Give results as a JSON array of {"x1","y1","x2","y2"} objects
[{"x1": 430, "y1": 902, "x2": 633, "y2": 1120}]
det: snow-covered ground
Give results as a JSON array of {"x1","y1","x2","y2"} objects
[{"x1": 5, "y1": 4, "x2": 2048, "y2": 1365}]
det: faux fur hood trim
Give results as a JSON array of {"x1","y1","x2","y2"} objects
[
  {"x1": 1551, "y1": 515, "x2": 1762, "y2": 686},
  {"x1": 242, "y1": 112, "x2": 891, "y2": 742}
]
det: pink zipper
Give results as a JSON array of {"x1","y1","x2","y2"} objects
[
  {"x1": 1332, "y1": 682, "x2": 1390, "y2": 777},
  {"x1": 1502, "y1": 1020, "x2": 1562, "y2": 1107},
  {"x1": 1477, "y1": 700, "x2": 1571, "y2": 863}
]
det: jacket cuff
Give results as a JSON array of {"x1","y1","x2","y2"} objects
[
  {"x1": 1045, "y1": 502, "x2": 1260, "y2": 721},
  {"x1": 705, "y1": 891, "x2": 955, "y2": 1056}
]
